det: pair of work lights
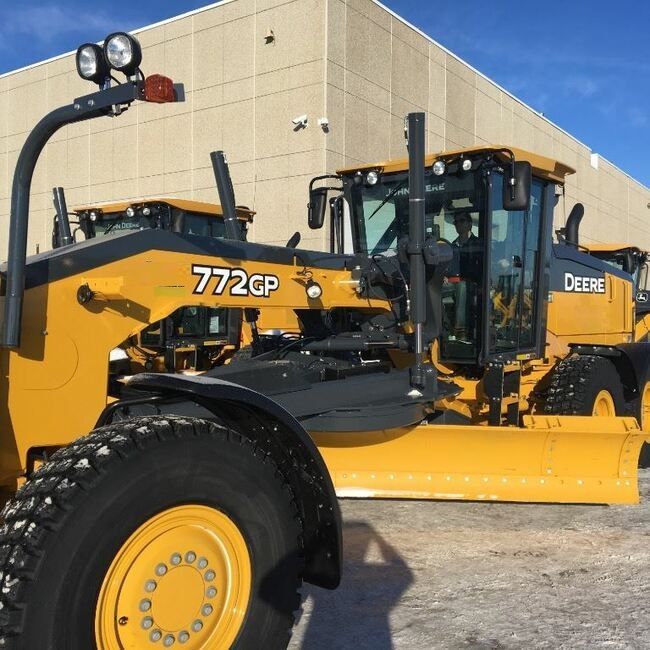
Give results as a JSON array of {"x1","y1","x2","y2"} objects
[{"x1": 76, "y1": 32, "x2": 142, "y2": 85}]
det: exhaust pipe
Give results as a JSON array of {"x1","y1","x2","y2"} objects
[
  {"x1": 564, "y1": 202, "x2": 584, "y2": 249},
  {"x1": 52, "y1": 187, "x2": 73, "y2": 247},
  {"x1": 210, "y1": 150, "x2": 264, "y2": 355},
  {"x1": 210, "y1": 151, "x2": 242, "y2": 242}
]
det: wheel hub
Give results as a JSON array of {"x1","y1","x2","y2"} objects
[
  {"x1": 593, "y1": 390, "x2": 615, "y2": 417},
  {"x1": 96, "y1": 505, "x2": 251, "y2": 649}
]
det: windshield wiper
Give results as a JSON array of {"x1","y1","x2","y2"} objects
[{"x1": 367, "y1": 180, "x2": 407, "y2": 220}]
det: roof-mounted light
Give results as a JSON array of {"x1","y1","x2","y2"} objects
[
  {"x1": 76, "y1": 43, "x2": 111, "y2": 85},
  {"x1": 432, "y1": 160, "x2": 446, "y2": 176},
  {"x1": 103, "y1": 32, "x2": 142, "y2": 76}
]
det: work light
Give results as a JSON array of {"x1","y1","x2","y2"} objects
[
  {"x1": 76, "y1": 43, "x2": 110, "y2": 84},
  {"x1": 306, "y1": 279, "x2": 323, "y2": 300},
  {"x1": 432, "y1": 160, "x2": 446, "y2": 176},
  {"x1": 366, "y1": 171, "x2": 379, "y2": 186},
  {"x1": 103, "y1": 32, "x2": 142, "y2": 76}
]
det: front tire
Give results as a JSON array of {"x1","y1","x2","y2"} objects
[
  {"x1": 0, "y1": 416, "x2": 303, "y2": 650},
  {"x1": 544, "y1": 355, "x2": 624, "y2": 417}
]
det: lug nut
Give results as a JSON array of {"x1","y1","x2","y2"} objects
[
  {"x1": 155, "y1": 563, "x2": 167, "y2": 576},
  {"x1": 163, "y1": 634, "x2": 175, "y2": 646},
  {"x1": 201, "y1": 604, "x2": 213, "y2": 616},
  {"x1": 170, "y1": 553, "x2": 182, "y2": 566},
  {"x1": 150, "y1": 629, "x2": 162, "y2": 642},
  {"x1": 139, "y1": 599, "x2": 152, "y2": 612},
  {"x1": 204, "y1": 570, "x2": 216, "y2": 581},
  {"x1": 191, "y1": 620, "x2": 203, "y2": 632},
  {"x1": 178, "y1": 631, "x2": 190, "y2": 643},
  {"x1": 197, "y1": 557, "x2": 208, "y2": 569},
  {"x1": 145, "y1": 580, "x2": 157, "y2": 592},
  {"x1": 206, "y1": 586, "x2": 217, "y2": 598},
  {"x1": 185, "y1": 551, "x2": 196, "y2": 563},
  {"x1": 141, "y1": 617, "x2": 153, "y2": 629}
]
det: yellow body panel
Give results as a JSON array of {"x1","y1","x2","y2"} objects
[
  {"x1": 547, "y1": 272, "x2": 633, "y2": 348},
  {"x1": 313, "y1": 416, "x2": 649, "y2": 504}
]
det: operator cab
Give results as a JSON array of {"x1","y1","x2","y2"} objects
[{"x1": 320, "y1": 146, "x2": 570, "y2": 369}]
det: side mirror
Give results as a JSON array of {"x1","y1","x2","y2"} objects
[
  {"x1": 503, "y1": 161, "x2": 532, "y2": 212},
  {"x1": 308, "y1": 187, "x2": 328, "y2": 229}
]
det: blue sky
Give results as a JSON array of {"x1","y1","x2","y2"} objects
[{"x1": 1, "y1": 1, "x2": 648, "y2": 186}]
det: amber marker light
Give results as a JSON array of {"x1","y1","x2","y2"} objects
[{"x1": 144, "y1": 75, "x2": 176, "y2": 103}]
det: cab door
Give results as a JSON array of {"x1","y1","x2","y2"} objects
[{"x1": 485, "y1": 173, "x2": 545, "y2": 360}]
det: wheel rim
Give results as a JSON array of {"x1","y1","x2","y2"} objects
[
  {"x1": 95, "y1": 505, "x2": 252, "y2": 649},
  {"x1": 641, "y1": 382, "x2": 650, "y2": 431},
  {"x1": 592, "y1": 390, "x2": 616, "y2": 417}
]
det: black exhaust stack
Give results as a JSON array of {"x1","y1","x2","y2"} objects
[
  {"x1": 406, "y1": 113, "x2": 428, "y2": 390},
  {"x1": 564, "y1": 202, "x2": 584, "y2": 248},
  {"x1": 52, "y1": 187, "x2": 73, "y2": 247},
  {"x1": 210, "y1": 151, "x2": 242, "y2": 242},
  {"x1": 210, "y1": 150, "x2": 263, "y2": 355}
]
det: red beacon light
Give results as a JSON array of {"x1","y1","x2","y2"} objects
[{"x1": 144, "y1": 74, "x2": 176, "y2": 103}]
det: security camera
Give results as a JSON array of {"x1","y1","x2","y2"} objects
[
  {"x1": 318, "y1": 117, "x2": 329, "y2": 129},
  {"x1": 292, "y1": 114, "x2": 308, "y2": 128}
]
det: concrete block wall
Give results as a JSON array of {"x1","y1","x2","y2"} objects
[
  {"x1": 0, "y1": 0, "x2": 648, "y2": 259},
  {"x1": 0, "y1": 0, "x2": 331, "y2": 256}
]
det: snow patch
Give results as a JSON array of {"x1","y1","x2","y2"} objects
[
  {"x1": 74, "y1": 458, "x2": 91, "y2": 470},
  {"x1": 2, "y1": 575, "x2": 18, "y2": 594}
]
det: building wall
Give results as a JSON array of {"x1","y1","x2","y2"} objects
[
  {"x1": 325, "y1": 0, "x2": 650, "y2": 247},
  {"x1": 0, "y1": 0, "x2": 648, "y2": 260}
]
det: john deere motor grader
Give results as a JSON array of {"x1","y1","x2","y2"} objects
[
  {"x1": 0, "y1": 31, "x2": 648, "y2": 650},
  {"x1": 51, "y1": 193, "x2": 255, "y2": 374}
]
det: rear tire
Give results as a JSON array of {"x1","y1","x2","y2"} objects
[
  {"x1": 0, "y1": 416, "x2": 304, "y2": 650},
  {"x1": 544, "y1": 355, "x2": 624, "y2": 417}
]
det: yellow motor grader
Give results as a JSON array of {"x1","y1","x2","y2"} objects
[
  {"x1": 0, "y1": 31, "x2": 648, "y2": 650},
  {"x1": 51, "y1": 193, "x2": 255, "y2": 374}
]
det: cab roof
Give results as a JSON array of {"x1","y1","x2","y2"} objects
[
  {"x1": 73, "y1": 197, "x2": 255, "y2": 222},
  {"x1": 584, "y1": 243, "x2": 646, "y2": 255},
  {"x1": 337, "y1": 145, "x2": 575, "y2": 184}
]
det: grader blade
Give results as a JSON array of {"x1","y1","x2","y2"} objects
[{"x1": 311, "y1": 415, "x2": 650, "y2": 504}]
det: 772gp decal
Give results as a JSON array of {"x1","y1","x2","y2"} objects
[{"x1": 192, "y1": 264, "x2": 280, "y2": 298}]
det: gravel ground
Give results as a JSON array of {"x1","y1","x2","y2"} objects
[{"x1": 290, "y1": 469, "x2": 650, "y2": 650}]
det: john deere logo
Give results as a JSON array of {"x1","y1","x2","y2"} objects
[
  {"x1": 637, "y1": 291, "x2": 648, "y2": 303},
  {"x1": 564, "y1": 272, "x2": 605, "y2": 294}
]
